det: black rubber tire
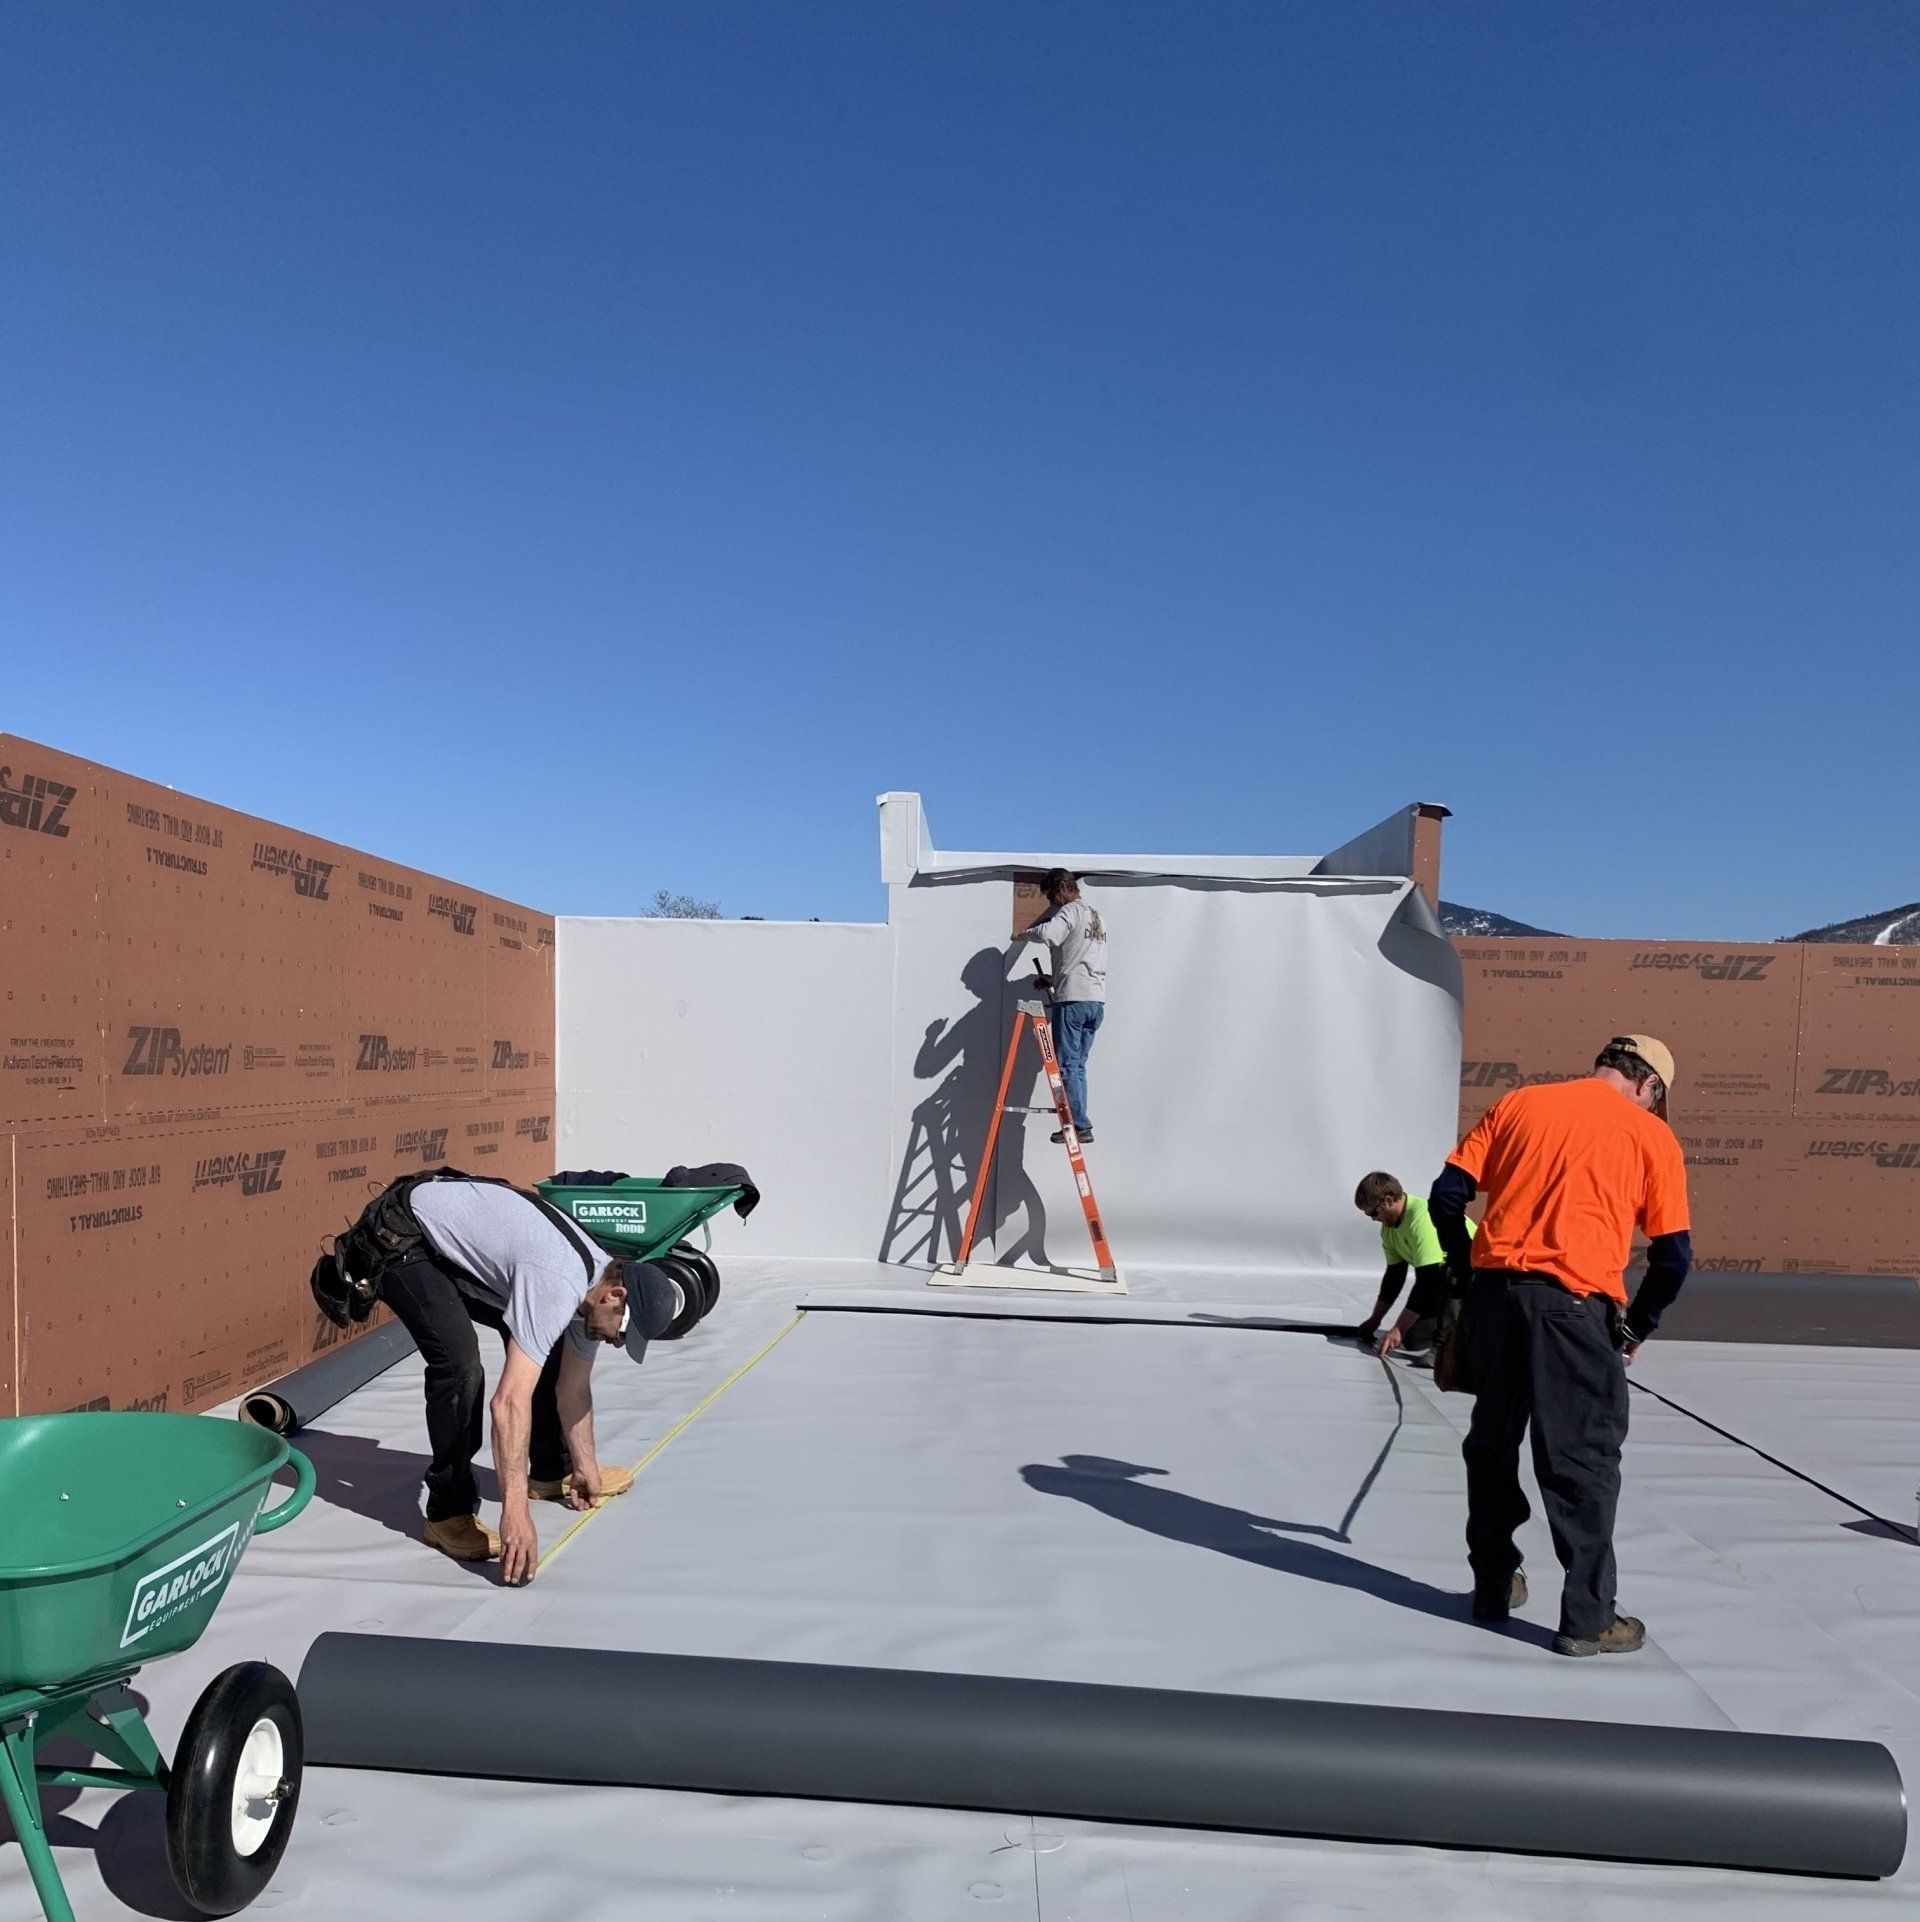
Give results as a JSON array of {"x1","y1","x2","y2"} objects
[
  {"x1": 166, "y1": 1661, "x2": 304, "y2": 1916},
  {"x1": 653, "y1": 1253, "x2": 706, "y2": 1341},
  {"x1": 671, "y1": 1244, "x2": 720, "y2": 1320}
]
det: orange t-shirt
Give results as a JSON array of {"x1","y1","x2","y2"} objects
[{"x1": 1446, "y1": 1078, "x2": 1691, "y2": 1303}]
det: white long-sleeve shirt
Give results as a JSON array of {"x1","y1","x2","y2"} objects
[{"x1": 1020, "y1": 898, "x2": 1108, "y2": 1002}]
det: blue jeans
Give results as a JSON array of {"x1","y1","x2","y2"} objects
[{"x1": 1049, "y1": 1000, "x2": 1105, "y2": 1132}]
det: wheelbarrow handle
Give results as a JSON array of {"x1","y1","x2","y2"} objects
[{"x1": 256, "y1": 1444, "x2": 316, "y2": 1534}]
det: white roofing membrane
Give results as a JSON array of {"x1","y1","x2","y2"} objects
[
  {"x1": 9, "y1": 1258, "x2": 1916, "y2": 1920},
  {"x1": 558, "y1": 848, "x2": 1462, "y2": 1275}
]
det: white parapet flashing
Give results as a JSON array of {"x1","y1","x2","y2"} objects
[{"x1": 876, "y1": 790, "x2": 1440, "y2": 888}]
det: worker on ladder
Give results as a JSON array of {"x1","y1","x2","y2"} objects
[
  {"x1": 1017, "y1": 868, "x2": 1108, "y2": 1144},
  {"x1": 942, "y1": 874, "x2": 1120, "y2": 1285}
]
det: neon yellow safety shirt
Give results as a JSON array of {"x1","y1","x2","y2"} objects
[{"x1": 1380, "y1": 1194, "x2": 1473, "y2": 1268}]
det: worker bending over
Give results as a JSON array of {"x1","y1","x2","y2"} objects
[
  {"x1": 1429, "y1": 1037, "x2": 1692, "y2": 1658},
  {"x1": 312, "y1": 1170, "x2": 674, "y2": 1585},
  {"x1": 1352, "y1": 1169, "x2": 1475, "y2": 1359}
]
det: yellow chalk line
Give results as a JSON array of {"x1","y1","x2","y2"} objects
[{"x1": 536, "y1": 1311, "x2": 804, "y2": 1574}]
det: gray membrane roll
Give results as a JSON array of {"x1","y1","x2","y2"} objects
[
  {"x1": 298, "y1": 1634, "x2": 1907, "y2": 1877},
  {"x1": 239, "y1": 1320, "x2": 417, "y2": 1434}
]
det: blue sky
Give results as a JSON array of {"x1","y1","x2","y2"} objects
[{"x1": 5, "y1": 3, "x2": 1915, "y2": 935}]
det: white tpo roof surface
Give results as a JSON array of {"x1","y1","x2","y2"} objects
[{"x1": 7, "y1": 1257, "x2": 1916, "y2": 1921}]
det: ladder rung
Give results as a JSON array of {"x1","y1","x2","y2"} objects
[{"x1": 1003, "y1": 1104, "x2": 1059, "y2": 1115}]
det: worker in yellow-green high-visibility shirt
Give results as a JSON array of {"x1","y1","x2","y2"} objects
[{"x1": 1353, "y1": 1169, "x2": 1474, "y2": 1361}]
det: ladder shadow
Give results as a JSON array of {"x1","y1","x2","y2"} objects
[{"x1": 879, "y1": 946, "x2": 1049, "y2": 1268}]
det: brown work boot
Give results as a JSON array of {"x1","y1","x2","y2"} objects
[
  {"x1": 423, "y1": 1513, "x2": 500, "y2": 1562},
  {"x1": 527, "y1": 1466, "x2": 636, "y2": 1505},
  {"x1": 1471, "y1": 1568, "x2": 1528, "y2": 1621},
  {"x1": 1553, "y1": 1615, "x2": 1646, "y2": 1658}
]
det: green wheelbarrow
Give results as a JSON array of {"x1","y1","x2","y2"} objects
[
  {"x1": 537, "y1": 1176, "x2": 745, "y2": 1339},
  {"x1": 0, "y1": 1413, "x2": 315, "y2": 1921}
]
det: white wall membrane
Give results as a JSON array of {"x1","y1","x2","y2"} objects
[
  {"x1": 559, "y1": 798, "x2": 1462, "y2": 1280},
  {"x1": 558, "y1": 918, "x2": 895, "y2": 1257},
  {"x1": 882, "y1": 870, "x2": 1462, "y2": 1278}
]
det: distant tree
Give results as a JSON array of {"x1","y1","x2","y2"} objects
[{"x1": 645, "y1": 889, "x2": 720, "y2": 919}]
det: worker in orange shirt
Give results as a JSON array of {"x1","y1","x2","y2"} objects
[{"x1": 1428, "y1": 1036, "x2": 1692, "y2": 1658}]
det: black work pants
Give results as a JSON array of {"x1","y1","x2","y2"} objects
[
  {"x1": 1459, "y1": 1272, "x2": 1629, "y2": 1640},
  {"x1": 378, "y1": 1244, "x2": 569, "y2": 1522}
]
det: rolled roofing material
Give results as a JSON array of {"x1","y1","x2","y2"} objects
[
  {"x1": 239, "y1": 1321, "x2": 417, "y2": 1434},
  {"x1": 298, "y1": 1635, "x2": 1907, "y2": 1878}
]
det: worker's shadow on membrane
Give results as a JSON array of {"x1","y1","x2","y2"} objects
[
  {"x1": 1022, "y1": 1456, "x2": 1554, "y2": 1646},
  {"x1": 880, "y1": 945, "x2": 1048, "y2": 1269},
  {"x1": 292, "y1": 1424, "x2": 501, "y2": 1571},
  {"x1": 0, "y1": 1690, "x2": 198, "y2": 1921}
]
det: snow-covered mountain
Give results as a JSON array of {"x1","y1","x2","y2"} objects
[
  {"x1": 1439, "y1": 901, "x2": 1565, "y2": 938},
  {"x1": 1783, "y1": 904, "x2": 1920, "y2": 945},
  {"x1": 1438, "y1": 900, "x2": 1920, "y2": 945}
]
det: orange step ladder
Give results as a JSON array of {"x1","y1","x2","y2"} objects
[{"x1": 933, "y1": 981, "x2": 1123, "y2": 1293}]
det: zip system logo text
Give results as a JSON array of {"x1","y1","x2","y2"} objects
[
  {"x1": 250, "y1": 841, "x2": 334, "y2": 900},
  {"x1": 428, "y1": 893, "x2": 478, "y2": 935},
  {"x1": 0, "y1": 764, "x2": 75, "y2": 837},
  {"x1": 355, "y1": 1034, "x2": 419, "y2": 1072},
  {"x1": 1807, "y1": 1139, "x2": 1920, "y2": 1169},
  {"x1": 1629, "y1": 951, "x2": 1774, "y2": 982},
  {"x1": 122, "y1": 1027, "x2": 233, "y2": 1078},
  {"x1": 1814, "y1": 1068, "x2": 1920, "y2": 1100},
  {"x1": 191, "y1": 1148, "x2": 287, "y2": 1196},
  {"x1": 1460, "y1": 1061, "x2": 1569, "y2": 1091}
]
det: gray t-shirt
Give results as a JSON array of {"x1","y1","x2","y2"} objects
[
  {"x1": 1023, "y1": 898, "x2": 1108, "y2": 1003},
  {"x1": 409, "y1": 1180, "x2": 608, "y2": 1363}
]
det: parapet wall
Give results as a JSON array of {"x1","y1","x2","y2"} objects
[
  {"x1": 1, "y1": 735, "x2": 556, "y2": 1415},
  {"x1": 8, "y1": 734, "x2": 1911, "y2": 1416},
  {"x1": 1457, "y1": 937, "x2": 1920, "y2": 1278}
]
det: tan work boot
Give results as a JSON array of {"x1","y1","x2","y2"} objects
[
  {"x1": 1553, "y1": 1615, "x2": 1646, "y2": 1658},
  {"x1": 527, "y1": 1465, "x2": 636, "y2": 1505},
  {"x1": 423, "y1": 1513, "x2": 500, "y2": 1562},
  {"x1": 1471, "y1": 1568, "x2": 1528, "y2": 1622}
]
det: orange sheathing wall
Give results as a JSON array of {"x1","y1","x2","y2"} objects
[
  {"x1": 1457, "y1": 937, "x2": 1920, "y2": 1278},
  {"x1": 1, "y1": 736, "x2": 555, "y2": 1413}
]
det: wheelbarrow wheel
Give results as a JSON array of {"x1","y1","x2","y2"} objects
[
  {"x1": 166, "y1": 1662, "x2": 303, "y2": 1916},
  {"x1": 671, "y1": 1244, "x2": 720, "y2": 1319},
  {"x1": 653, "y1": 1252, "x2": 707, "y2": 1340}
]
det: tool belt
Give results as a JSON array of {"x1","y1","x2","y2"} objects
[
  {"x1": 310, "y1": 1169, "x2": 594, "y2": 1328},
  {"x1": 1431, "y1": 1296, "x2": 1468, "y2": 1393}
]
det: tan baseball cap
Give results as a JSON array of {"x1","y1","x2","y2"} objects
[{"x1": 1612, "y1": 1034, "x2": 1676, "y2": 1117}]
